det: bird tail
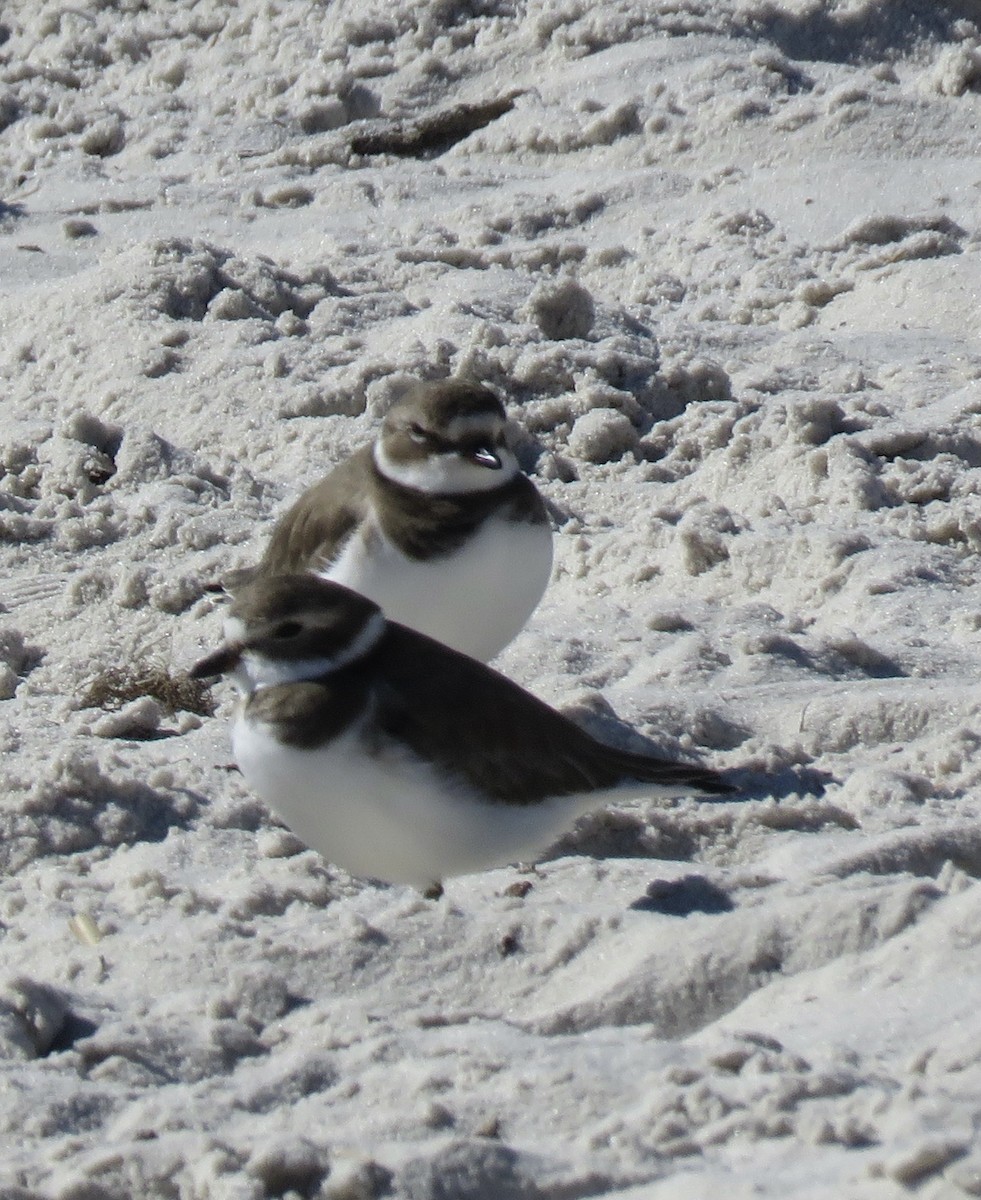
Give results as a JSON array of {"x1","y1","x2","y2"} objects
[{"x1": 594, "y1": 743, "x2": 735, "y2": 799}]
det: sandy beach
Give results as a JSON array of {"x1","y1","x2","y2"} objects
[{"x1": 2, "y1": 2, "x2": 981, "y2": 1196}]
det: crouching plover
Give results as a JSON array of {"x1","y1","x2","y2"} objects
[
  {"x1": 229, "y1": 378, "x2": 552, "y2": 662},
  {"x1": 191, "y1": 575, "x2": 734, "y2": 892}
]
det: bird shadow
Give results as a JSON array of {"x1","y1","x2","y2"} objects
[
  {"x1": 0, "y1": 200, "x2": 26, "y2": 224},
  {"x1": 734, "y1": 3, "x2": 973, "y2": 64},
  {"x1": 724, "y1": 763, "x2": 837, "y2": 803},
  {"x1": 562, "y1": 696, "x2": 751, "y2": 759},
  {"x1": 562, "y1": 695, "x2": 837, "y2": 804},
  {"x1": 629, "y1": 874, "x2": 735, "y2": 916},
  {"x1": 544, "y1": 761, "x2": 840, "y2": 867}
]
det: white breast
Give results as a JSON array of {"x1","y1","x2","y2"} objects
[
  {"x1": 321, "y1": 514, "x2": 552, "y2": 661},
  {"x1": 232, "y1": 716, "x2": 586, "y2": 889}
]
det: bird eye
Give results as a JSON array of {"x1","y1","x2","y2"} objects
[
  {"x1": 273, "y1": 620, "x2": 303, "y2": 639},
  {"x1": 408, "y1": 422, "x2": 429, "y2": 444}
]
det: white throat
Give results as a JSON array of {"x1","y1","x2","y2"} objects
[{"x1": 373, "y1": 441, "x2": 520, "y2": 495}]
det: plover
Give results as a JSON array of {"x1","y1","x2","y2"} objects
[
  {"x1": 192, "y1": 575, "x2": 734, "y2": 892},
  {"x1": 231, "y1": 378, "x2": 552, "y2": 662}
]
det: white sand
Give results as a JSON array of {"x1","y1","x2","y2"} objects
[{"x1": 2, "y1": 2, "x2": 981, "y2": 1196}]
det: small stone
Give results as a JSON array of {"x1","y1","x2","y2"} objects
[
  {"x1": 709, "y1": 1046, "x2": 753, "y2": 1073},
  {"x1": 502, "y1": 880, "x2": 533, "y2": 899},
  {"x1": 886, "y1": 1138, "x2": 969, "y2": 1186},
  {"x1": 498, "y1": 930, "x2": 521, "y2": 957},
  {"x1": 647, "y1": 612, "x2": 695, "y2": 633},
  {"x1": 63, "y1": 218, "x2": 98, "y2": 239}
]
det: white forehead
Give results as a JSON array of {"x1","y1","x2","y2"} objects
[
  {"x1": 374, "y1": 440, "x2": 519, "y2": 494},
  {"x1": 238, "y1": 608, "x2": 386, "y2": 691}
]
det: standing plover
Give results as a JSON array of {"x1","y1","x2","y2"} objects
[
  {"x1": 234, "y1": 378, "x2": 552, "y2": 662},
  {"x1": 192, "y1": 575, "x2": 734, "y2": 892}
]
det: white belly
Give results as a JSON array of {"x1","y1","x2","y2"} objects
[
  {"x1": 321, "y1": 516, "x2": 552, "y2": 661},
  {"x1": 233, "y1": 716, "x2": 583, "y2": 889}
]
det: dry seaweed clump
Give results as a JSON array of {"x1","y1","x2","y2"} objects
[{"x1": 80, "y1": 663, "x2": 215, "y2": 717}]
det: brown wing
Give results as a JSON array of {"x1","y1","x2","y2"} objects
[
  {"x1": 371, "y1": 625, "x2": 732, "y2": 805},
  {"x1": 259, "y1": 448, "x2": 374, "y2": 576}
]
